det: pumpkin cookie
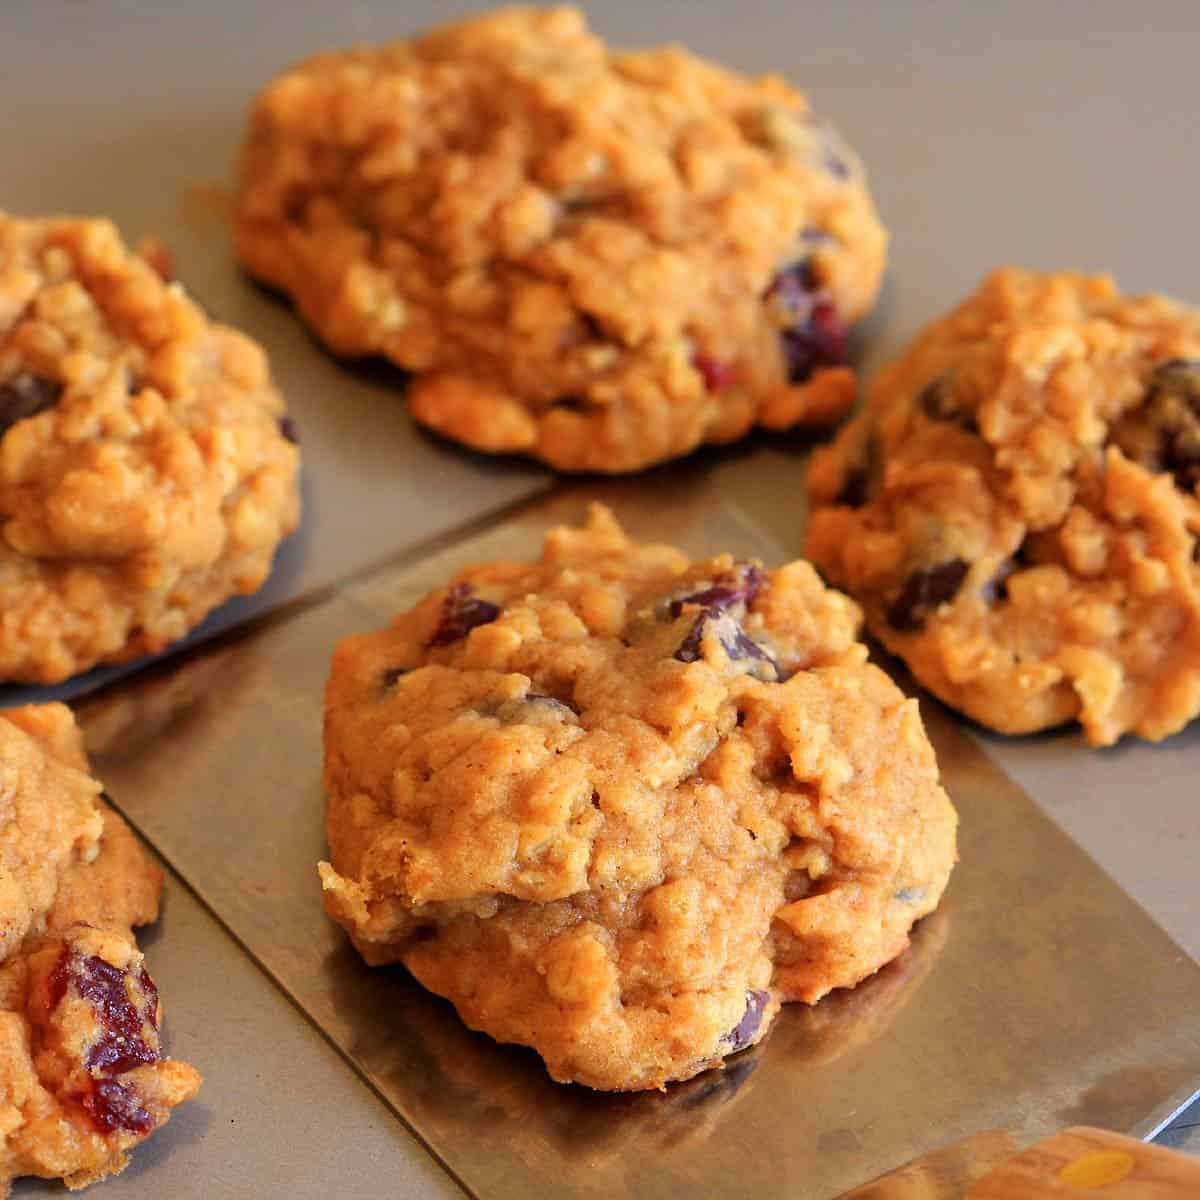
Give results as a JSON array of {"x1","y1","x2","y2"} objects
[
  {"x1": 0, "y1": 703, "x2": 201, "y2": 1192},
  {"x1": 235, "y1": 6, "x2": 887, "y2": 472},
  {"x1": 320, "y1": 506, "x2": 955, "y2": 1090},
  {"x1": 0, "y1": 212, "x2": 301, "y2": 683},
  {"x1": 806, "y1": 268, "x2": 1200, "y2": 745}
]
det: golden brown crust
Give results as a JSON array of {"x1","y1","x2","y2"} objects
[
  {"x1": 0, "y1": 705, "x2": 200, "y2": 1193},
  {"x1": 321, "y1": 505, "x2": 955, "y2": 1090},
  {"x1": 806, "y1": 267, "x2": 1200, "y2": 746},
  {"x1": 235, "y1": 6, "x2": 887, "y2": 472},
  {"x1": 0, "y1": 212, "x2": 301, "y2": 683}
]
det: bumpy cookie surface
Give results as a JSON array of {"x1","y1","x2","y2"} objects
[
  {"x1": 0, "y1": 212, "x2": 301, "y2": 683},
  {"x1": 320, "y1": 506, "x2": 956, "y2": 1091},
  {"x1": 235, "y1": 6, "x2": 887, "y2": 472},
  {"x1": 0, "y1": 703, "x2": 201, "y2": 1192},
  {"x1": 806, "y1": 268, "x2": 1200, "y2": 746}
]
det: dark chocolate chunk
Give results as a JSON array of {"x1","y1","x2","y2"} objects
[
  {"x1": 428, "y1": 583, "x2": 501, "y2": 647},
  {"x1": 887, "y1": 559, "x2": 970, "y2": 632},
  {"x1": 0, "y1": 373, "x2": 63, "y2": 437},
  {"x1": 722, "y1": 989, "x2": 771, "y2": 1052}
]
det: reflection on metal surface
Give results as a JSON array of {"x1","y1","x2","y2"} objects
[{"x1": 77, "y1": 500, "x2": 1200, "y2": 1200}]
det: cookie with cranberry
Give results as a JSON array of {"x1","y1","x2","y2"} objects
[
  {"x1": 806, "y1": 267, "x2": 1200, "y2": 746},
  {"x1": 0, "y1": 211, "x2": 301, "y2": 683},
  {"x1": 0, "y1": 703, "x2": 201, "y2": 1192},
  {"x1": 235, "y1": 6, "x2": 887, "y2": 473},
  {"x1": 319, "y1": 506, "x2": 955, "y2": 1091}
]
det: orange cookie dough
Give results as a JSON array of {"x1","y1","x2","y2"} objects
[
  {"x1": 0, "y1": 703, "x2": 201, "y2": 1192},
  {"x1": 235, "y1": 6, "x2": 887, "y2": 473},
  {"x1": 807, "y1": 268, "x2": 1200, "y2": 746},
  {"x1": 320, "y1": 506, "x2": 956, "y2": 1091},
  {"x1": 0, "y1": 212, "x2": 301, "y2": 683}
]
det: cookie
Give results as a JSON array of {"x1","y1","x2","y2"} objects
[
  {"x1": 0, "y1": 703, "x2": 201, "y2": 1192},
  {"x1": 234, "y1": 6, "x2": 887, "y2": 473},
  {"x1": 806, "y1": 267, "x2": 1200, "y2": 746},
  {"x1": 320, "y1": 505, "x2": 956, "y2": 1091},
  {"x1": 0, "y1": 212, "x2": 301, "y2": 683}
]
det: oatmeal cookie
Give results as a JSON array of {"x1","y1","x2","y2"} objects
[
  {"x1": 320, "y1": 506, "x2": 955, "y2": 1091},
  {"x1": 806, "y1": 268, "x2": 1200, "y2": 746},
  {"x1": 0, "y1": 212, "x2": 301, "y2": 684},
  {"x1": 0, "y1": 703, "x2": 201, "y2": 1192},
  {"x1": 235, "y1": 6, "x2": 887, "y2": 473}
]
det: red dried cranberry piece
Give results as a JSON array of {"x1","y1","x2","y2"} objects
[
  {"x1": 675, "y1": 611, "x2": 779, "y2": 679},
  {"x1": 694, "y1": 355, "x2": 737, "y2": 393},
  {"x1": 47, "y1": 951, "x2": 161, "y2": 1084},
  {"x1": 887, "y1": 560, "x2": 969, "y2": 632},
  {"x1": 669, "y1": 562, "x2": 766, "y2": 617},
  {"x1": 428, "y1": 584, "x2": 501, "y2": 647},
  {"x1": 0, "y1": 374, "x2": 62, "y2": 437},
  {"x1": 769, "y1": 262, "x2": 848, "y2": 382},
  {"x1": 722, "y1": 989, "x2": 771, "y2": 1052},
  {"x1": 82, "y1": 1079, "x2": 154, "y2": 1136}
]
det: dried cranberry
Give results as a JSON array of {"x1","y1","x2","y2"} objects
[
  {"x1": 887, "y1": 560, "x2": 970, "y2": 632},
  {"x1": 1112, "y1": 359, "x2": 1200, "y2": 493},
  {"x1": 669, "y1": 562, "x2": 767, "y2": 618},
  {"x1": 675, "y1": 612, "x2": 779, "y2": 679},
  {"x1": 279, "y1": 415, "x2": 300, "y2": 444},
  {"x1": 0, "y1": 374, "x2": 62, "y2": 437},
  {"x1": 768, "y1": 261, "x2": 848, "y2": 383},
  {"x1": 722, "y1": 989, "x2": 771, "y2": 1052},
  {"x1": 82, "y1": 1079, "x2": 154, "y2": 1135},
  {"x1": 694, "y1": 354, "x2": 737, "y2": 393},
  {"x1": 428, "y1": 584, "x2": 501, "y2": 647}
]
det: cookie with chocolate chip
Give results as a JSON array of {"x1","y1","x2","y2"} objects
[
  {"x1": 806, "y1": 267, "x2": 1200, "y2": 746},
  {"x1": 0, "y1": 703, "x2": 201, "y2": 1192},
  {"x1": 0, "y1": 211, "x2": 301, "y2": 683},
  {"x1": 320, "y1": 505, "x2": 956, "y2": 1090},
  {"x1": 234, "y1": 6, "x2": 887, "y2": 473}
]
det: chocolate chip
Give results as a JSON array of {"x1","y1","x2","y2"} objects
[
  {"x1": 768, "y1": 261, "x2": 848, "y2": 383},
  {"x1": 279, "y1": 415, "x2": 300, "y2": 444},
  {"x1": 428, "y1": 584, "x2": 501, "y2": 647},
  {"x1": 723, "y1": 989, "x2": 771, "y2": 1052},
  {"x1": 887, "y1": 559, "x2": 969, "y2": 632},
  {"x1": 0, "y1": 374, "x2": 63, "y2": 437}
]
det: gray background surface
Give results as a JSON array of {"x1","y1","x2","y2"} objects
[{"x1": 4, "y1": 0, "x2": 1198, "y2": 1194}]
